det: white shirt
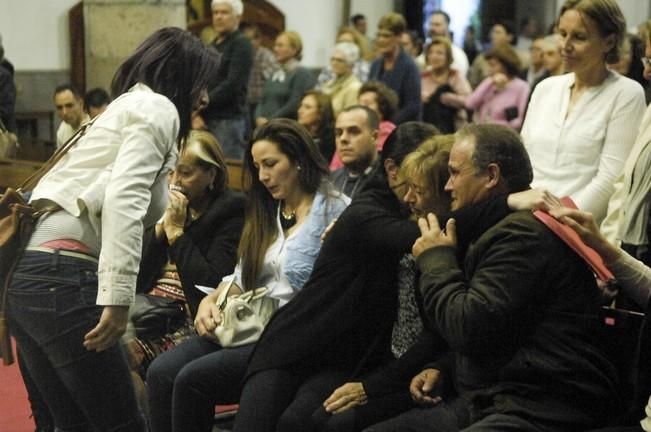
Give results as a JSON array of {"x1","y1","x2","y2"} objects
[
  {"x1": 450, "y1": 43, "x2": 469, "y2": 78},
  {"x1": 223, "y1": 189, "x2": 349, "y2": 306},
  {"x1": 56, "y1": 113, "x2": 90, "y2": 149},
  {"x1": 31, "y1": 83, "x2": 179, "y2": 306},
  {"x1": 521, "y1": 71, "x2": 645, "y2": 222}
]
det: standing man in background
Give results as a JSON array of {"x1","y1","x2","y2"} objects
[
  {"x1": 422, "y1": 10, "x2": 469, "y2": 76},
  {"x1": 53, "y1": 84, "x2": 89, "y2": 149},
  {"x1": 203, "y1": 0, "x2": 253, "y2": 159}
]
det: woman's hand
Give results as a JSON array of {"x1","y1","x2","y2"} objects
[
  {"x1": 323, "y1": 382, "x2": 367, "y2": 414},
  {"x1": 255, "y1": 117, "x2": 269, "y2": 127},
  {"x1": 83, "y1": 305, "x2": 129, "y2": 352},
  {"x1": 439, "y1": 92, "x2": 459, "y2": 107},
  {"x1": 162, "y1": 190, "x2": 188, "y2": 242},
  {"x1": 194, "y1": 294, "x2": 222, "y2": 342},
  {"x1": 194, "y1": 281, "x2": 242, "y2": 342},
  {"x1": 549, "y1": 207, "x2": 621, "y2": 264},
  {"x1": 409, "y1": 368, "x2": 443, "y2": 406},
  {"x1": 507, "y1": 189, "x2": 561, "y2": 212},
  {"x1": 492, "y1": 72, "x2": 509, "y2": 90},
  {"x1": 320, "y1": 218, "x2": 338, "y2": 243}
]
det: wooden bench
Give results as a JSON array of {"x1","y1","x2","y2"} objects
[{"x1": 225, "y1": 158, "x2": 247, "y2": 192}]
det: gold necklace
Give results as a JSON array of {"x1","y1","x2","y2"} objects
[{"x1": 280, "y1": 201, "x2": 296, "y2": 230}]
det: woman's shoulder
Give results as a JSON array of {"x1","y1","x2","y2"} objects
[
  {"x1": 534, "y1": 73, "x2": 571, "y2": 91},
  {"x1": 314, "y1": 188, "x2": 350, "y2": 216},
  {"x1": 606, "y1": 71, "x2": 646, "y2": 98},
  {"x1": 112, "y1": 84, "x2": 178, "y2": 124}
]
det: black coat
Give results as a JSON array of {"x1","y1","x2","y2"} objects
[
  {"x1": 136, "y1": 189, "x2": 246, "y2": 317},
  {"x1": 246, "y1": 174, "x2": 420, "y2": 379},
  {"x1": 417, "y1": 206, "x2": 619, "y2": 430}
]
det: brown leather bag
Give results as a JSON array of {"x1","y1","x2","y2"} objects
[{"x1": 0, "y1": 120, "x2": 94, "y2": 365}]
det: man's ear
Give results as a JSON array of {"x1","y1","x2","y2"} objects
[
  {"x1": 485, "y1": 163, "x2": 501, "y2": 190},
  {"x1": 384, "y1": 158, "x2": 398, "y2": 180}
]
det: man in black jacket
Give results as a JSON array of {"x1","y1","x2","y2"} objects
[
  {"x1": 203, "y1": 0, "x2": 252, "y2": 159},
  {"x1": 369, "y1": 124, "x2": 619, "y2": 431}
]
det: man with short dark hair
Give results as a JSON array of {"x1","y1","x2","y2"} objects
[
  {"x1": 351, "y1": 14, "x2": 367, "y2": 36},
  {"x1": 370, "y1": 124, "x2": 619, "y2": 431},
  {"x1": 54, "y1": 84, "x2": 89, "y2": 148},
  {"x1": 332, "y1": 105, "x2": 379, "y2": 198},
  {"x1": 203, "y1": 0, "x2": 253, "y2": 159}
]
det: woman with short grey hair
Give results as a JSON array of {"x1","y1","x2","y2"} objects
[{"x1": 322, "y1": 41, "x2": 362, "y2": 117}]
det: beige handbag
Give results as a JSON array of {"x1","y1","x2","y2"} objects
[
  {"x1": 0, "y1": 119, "x2": 18, "y2": 158},
  {"x1": 213, "y1": 279, "x2": 278, "y2": 347}
]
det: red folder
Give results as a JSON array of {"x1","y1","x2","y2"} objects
[{"x1": 533, "y1": 197, "x2": 614, "y2": 282}]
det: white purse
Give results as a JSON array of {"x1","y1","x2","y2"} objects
[{"x1": 213, "y1": 279, "x2": 278, "y2": 347}]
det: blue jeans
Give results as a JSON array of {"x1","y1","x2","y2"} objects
[
  {"x1": 206, "y1": 117, "x2": 247, "y2": 160},
  {"x1": 146, "y1": 335, "x2": 253, "y2": 432},
  {"x1": 8, "y1": 251, "x2": 145, "y2": 432}
]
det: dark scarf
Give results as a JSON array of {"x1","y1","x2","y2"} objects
[{"x1": 438, "y1": 193, "x2": 513, "y2": 259}]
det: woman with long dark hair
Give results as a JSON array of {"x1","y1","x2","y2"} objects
[{"x1": 7, "y1": 27, "x2": 218, "y2": 432}]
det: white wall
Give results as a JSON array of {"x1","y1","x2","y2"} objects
[
  {"x1": 269, "y1": 0, "x2": 344, "y2": 68},
  {"x1": 0, "y1": 0, "x2": 80, "y2": 70},
  {"x1": 269, "y1": 0, "x2": 393, "y2": 68},
  {"x1": 350, "y1": 0, "x2": 394, "y2": 40},
  {"x1": 1, "y1": 0, "x2": 396, "y2": 71}
]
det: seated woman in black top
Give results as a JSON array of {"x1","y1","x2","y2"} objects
[{"x1": 127, "y1": 130, "x2": 245, "y2": 375}]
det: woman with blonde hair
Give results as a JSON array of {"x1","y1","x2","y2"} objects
[{"x1": 255, "y1": 31, "x2": 315, "y2": 127}]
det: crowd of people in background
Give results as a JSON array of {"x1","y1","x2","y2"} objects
[{"x1": 5, "y1": 0, "x2": 651, "y2": 431}]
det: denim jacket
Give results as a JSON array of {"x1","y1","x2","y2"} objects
[{"x1": 225, "y1": 188, "x2": 349, "y2": 306}]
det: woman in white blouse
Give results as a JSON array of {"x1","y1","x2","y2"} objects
[
  {"x1": 7, "y1": 28, "x2": 218, "y2": 432},
  {"x1": 521, "y1": 0, "x2": 646, "y2": 223}
]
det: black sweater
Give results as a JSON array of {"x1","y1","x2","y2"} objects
[{"x1": 136, "y1": 189, "x2": 246, "y2": 317}]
